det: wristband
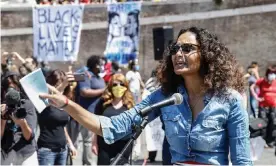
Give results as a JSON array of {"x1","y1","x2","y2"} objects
[{"x1": 59, "y1": 97, "x2": 69, "y2": 109}]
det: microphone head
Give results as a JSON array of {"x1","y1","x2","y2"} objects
[
  {"x1": 172, "y1": 93, "x2": 183, "y2": 105},
  {"x1": 5, "y1": 88, "x2": 21, "y2": 106}
]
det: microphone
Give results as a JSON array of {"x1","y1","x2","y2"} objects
[
  {"x1": 5, "y1": 88, "x2": 21, "y2": 107},
  {"x1": 138, "y1": 93, "x2": 183, "y2": 117},
  {"x1": 3, "y1": 88, "x2": 27, "y2": 119}
]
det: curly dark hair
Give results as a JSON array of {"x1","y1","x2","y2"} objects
[
  {"x1": 87, "y1": 55, "x2": 101, "y2": 71},
  {"x1": 46, "y1": 69, "x2": 67, "y2": 87},
  {"x1": 157, "y1": 27, "x2": 245, "y2": 97}
]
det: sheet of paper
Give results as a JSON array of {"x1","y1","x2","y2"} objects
[{"x1": 20, "y1": 68, "x2": 49, "y2": 113}]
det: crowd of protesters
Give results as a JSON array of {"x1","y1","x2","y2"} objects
[
  {"x1": 244, "y1": 62, "x2": 276, "y2": 150},
  {"x1": 38, "y1": 0, "x2": 162, "y2": 5},
  {"x1": 0, "y1": 0, "x2": 168, "y2": 6},
  {"x1": 0, "y1": 52, "x2": 148, "y2": 165},
  {"x1": 1, "y1": 49, "x2": 276, "y2": 165}
]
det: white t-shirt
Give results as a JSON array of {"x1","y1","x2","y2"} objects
[{"x1": 126, "y1": 70, "x2": 141, "y2": 93}]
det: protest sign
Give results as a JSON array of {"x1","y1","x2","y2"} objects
[
  {"x1": 145, "y1": 117, "x2": 165, "y2": 151},
  {"x1": 20, "y1": 68, "x2": 49, "y2": 113},
  {"x1": 33, "y1": 4, "x2": 84, "y2": 62},
  {"x1": 142, "y1": 89, "x2": 165, "y2": 152},
  {"x1": 104, "y1": 2, "x2": 141, "y2": 65}
]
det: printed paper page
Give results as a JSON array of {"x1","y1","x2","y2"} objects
[{"x1": 20, "y1": 68, "x2": 49, "y2": 113}]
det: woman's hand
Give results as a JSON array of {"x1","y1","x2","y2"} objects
[
  {"x1": 66, "y1": 72, "x2": 75, "y2": 82},
  {"x1": 91, "y1": 142, "x2": 98, "y2": 155},
  {"x1": 1, "y1": 104, "x2": 7, "y2": 113},
  {"x1": 1, "y1": 104, "x2": 7, "y2": 120},
  {"x1": 256, "y1": 97, "x2": 264, "y2": 102},
  {"x1": 10, "y1": 114, "x2": 27, "y2": 126},
  {"x1": 69, "y1": 144, "x2": 77, "y2": 158},
  {"x1": 39, "y1": 84, "x2": 68, "y2": 108},
  {"x1": 11, "y1": 52, "x2": 25, "y2": 64},
  {"x1": 56, "y1": 72, "x2": 75, "y2": 93},
  {"x1": 91, "y1": 134, "x2": 98, "y2": 155}
]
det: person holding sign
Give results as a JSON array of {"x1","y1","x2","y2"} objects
[
  {"x1": 39, "y1": 27, "x2": 252, "y2": 165},
  {"x1": 37, "y1": 70, "x2": 77, "y2": 166}
]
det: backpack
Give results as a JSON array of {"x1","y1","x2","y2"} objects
[{"x1": 249, "y1": 118, "x2": 267, "y2": 138}]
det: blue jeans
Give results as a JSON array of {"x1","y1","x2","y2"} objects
[
  {"x1": 250, "y1": 95, "x2": 258, "y2": 118},
  {"x1": 37, "y1": 146, "x2": 68, "y2": 166}
]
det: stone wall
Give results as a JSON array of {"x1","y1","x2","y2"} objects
[
  {"x1": 1, "y1": 0, "x2": 276, "y2": 79},
  {"x1": 2, "y1": 0, "x2": 276, "y2": 29},
  {"x1": 138, "y1": 12, "x2": 276, "y2": 78}
]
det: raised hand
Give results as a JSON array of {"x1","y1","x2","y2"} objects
[
  {"x1": 11, "y1": 52, "x2": 25, "y2": 63},
  {"x1": 39, "y1": 84, "x2": 68, "y2": 108}
]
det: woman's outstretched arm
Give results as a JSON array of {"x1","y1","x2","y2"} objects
[
  {"x1": 40, "y1": 84, "x2": 160, "y2": 144},
  {"x1": 40, "y1": 84, "x2": 103, "y2": 136}
]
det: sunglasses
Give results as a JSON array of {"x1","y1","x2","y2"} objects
[
  {"x1": 170, "y1": 43, "x2": 199, "y2": 55},
  {"x1": 112, "y1": 83, "x2": 125, "y2": 87}
]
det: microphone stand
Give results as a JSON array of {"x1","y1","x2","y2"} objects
[{"x1": 110, "y1": 116, "x2": 149, "y2": 166}]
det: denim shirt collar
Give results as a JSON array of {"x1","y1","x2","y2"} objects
[{"x1": 177, "y1": 84, "x2": 212, "y2": 106}]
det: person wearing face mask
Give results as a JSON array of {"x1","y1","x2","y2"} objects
[
  {"x1": 98, "y1": 57, "x2": 107, "y2": 78},
  {"x1": 37, "y1": 70, "x2": 77, "y2": 166},
  {"x1": 39, "y1": 27, "x2": 252, "y2": 165},
  {"x1": 91, "y1": 73, "x2": 134, "y2": 165},
  {"x1": 250, "y1": 65, "x2": 276, "y2": 148},
  {"x1": 126, "y1": 59, "x2": 145, "y2": 104},
  {"x1": 76, "y1": 55, "x2": 106, "y2": 165}
]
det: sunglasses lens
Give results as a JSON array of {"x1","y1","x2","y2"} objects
[
  {"x1": 170, "y1": 43, "x2": 198, "y2": 55},
  {"x1": 181, "y1": 44, "x2": 194, "y2": 53},
  {"x1": 113, "y1": 83, "x2": 124, "y2": 87},
  {"x1": 170, "y1": 44, "x2": 180, "y2": 55}
]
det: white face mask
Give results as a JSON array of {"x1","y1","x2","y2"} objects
[{"x1": 268, "y1": 73, "x2": 276, "y2": 82}]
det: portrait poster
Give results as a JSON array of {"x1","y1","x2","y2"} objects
[
  {"x1": 32, "y1": 4, "x2": 84, "y2": 62},
  {"x1": 104, "y1": 2, "x2": 141, "y2": 65}
]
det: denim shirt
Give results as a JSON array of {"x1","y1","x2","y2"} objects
[{"x1": 99, "y1": 85, "x2": 252, "y2": 165}]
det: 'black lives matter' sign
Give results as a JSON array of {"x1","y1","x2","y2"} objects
[{"x1": 33, "y1": 5, "x2": 84, "y2": 62}]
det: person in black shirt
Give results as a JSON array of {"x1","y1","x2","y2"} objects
[
  {"x1": 37, "y1": 69, "x2": 77, "y2": 166},
  {"x1": 92, "y1": 73, "x2": 135, "y2": 165},
  {"x1": 1, "y1": 71, "x2": 38, "y2": 165}
]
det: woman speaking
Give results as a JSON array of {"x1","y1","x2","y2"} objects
[{"x1": 40, "y1": 27, "x2": 252, "y2": 165}]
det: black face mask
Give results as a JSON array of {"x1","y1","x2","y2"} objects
[{"x1": 91, "y1": 65, "x2": 101, "y2": 76}]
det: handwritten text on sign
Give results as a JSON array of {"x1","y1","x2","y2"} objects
[
  {"x1": 33, "y1": 5, "x2": 84, "y2": 61},
  {"x1": 145, "y1": 117, "x2": 164, "y2": 151}
]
